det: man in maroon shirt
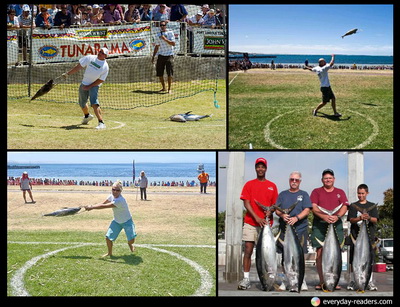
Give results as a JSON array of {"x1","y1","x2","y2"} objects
[{"x1": 310, "y1": 169, "x2": 349, "y2": 290}]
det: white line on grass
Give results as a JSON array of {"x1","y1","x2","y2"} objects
[
  {"x1": 228, "y1": 72, "x2": 240, "y2": 86},
  {"x1": 263, "y1": 108, "x2": 379, "y2": 149},
  {"x1": 9, "y1": 241, "x2": 215, "y2": 297}
]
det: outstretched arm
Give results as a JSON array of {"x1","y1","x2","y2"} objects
[{"x1": 329, "y1": 54, "x2": 335, "y2": 66}]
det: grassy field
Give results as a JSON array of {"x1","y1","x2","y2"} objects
[
  {"x1": 229, "y1": 69, "x2": 393, "y2": 149},
  {"x1": 7, "y1": 185, "x2": 216, "y2": 297},
  {"x1": 7, "y1": 80, "x2": 226, "y2": 149}
]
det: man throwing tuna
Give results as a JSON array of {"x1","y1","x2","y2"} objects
[
  {"x1": 304, "y1": 54, "x2": 342, "y2": 117},
  {"x1": 62, "y1": 47, "x2": 109, "y2": 129}
]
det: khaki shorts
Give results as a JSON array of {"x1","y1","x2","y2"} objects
[{"x1": 242, "y1": 223, "x2": 261, "y2": 243}]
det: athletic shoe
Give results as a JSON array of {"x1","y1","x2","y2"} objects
[
  {"x1": 279, "y1": 282, "x2": 286, "y2": 291},
  {"x1": 237, "y1": 278, "x2": 251, "y2": 290},
  {"x1": 334, "y1": 112, "x2": 342, "y2": 117},
  {"x1": 367, "y1": 281, "x2": 378, "y2": 291},
  {"x1": 82, "y1": 114, "x2": 94, "y2": 124},
  {"x1": 95, "y1": 122, "x2": 106, "y2": 130},
  {"x1": 301, "y1": 279, "x2": 308, "y2": 291},
  {"x1": 312, "y1": 109, "x2": 317, "y2": 116},
  {"x1": 347, "y1": 281, "x2": 355, "y2": 291}
]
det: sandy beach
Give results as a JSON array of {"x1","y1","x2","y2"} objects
[{"x1": 7, "y1": 185, "x2": 216, "y2": 244}]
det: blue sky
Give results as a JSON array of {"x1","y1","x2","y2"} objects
[
  {"x1": 7, "y1": 151, "x2": 216, "y2": 164},
  {"x1": 229, "y1": 4, "x2": 393, "y2": 55},
  {"x1": 218, "y1": 151, "x2": 393, "y2": 211}
]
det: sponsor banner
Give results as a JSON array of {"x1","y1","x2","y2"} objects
[
  {"x1": 31, "y1": 23, "x2": 181, "y2": 63},
  {"x1": 7, "y1": 31, "x2": 19, "y2": 65},
  {"x1": 192, "y1": 28, "x2": 225, "y2": 55}
]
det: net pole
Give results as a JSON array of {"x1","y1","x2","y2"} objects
[{"x1": 27, "y1": 4, "x2": 36, "y2": 97}]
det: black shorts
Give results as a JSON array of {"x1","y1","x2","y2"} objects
[
  {"x1": 320, "y1": 86, "x2": 335, "y2": 103},
  {"x1": 156, "y1": 55, "x2": 174, "y2": 77}
]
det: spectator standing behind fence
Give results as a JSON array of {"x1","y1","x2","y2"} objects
[
  {"x1": 103, "y1": 4, "x2": 122, "y2": 25},
  {"x1": 71, "y1": 4, "x2": 83, "y2": 25},
  {"x1": 139, "y1": 4, "x2": 152, "y2": 21},
  {"x1": 48, "y1": 4, "x2": 60, "y2": 21},
  {"x1": 124, "y1": 4, "x2": 140, "y2": 23},
  {"x1": 202, "y1": 9, "x2": 216, "y2": 28},
  {"x1": 35, "y1": 7, "x2": 53, "y2": 29},
  {"x1": 139, "y1": 171, "x2": 148, "y2": 201},
  {"x1": 153, "y1": 4, "x2": 170, "y2": 22},
  {"x1": 169, "y1": 4, "x2": 188, "y2": 22},
  {"x1": 7, "y1": 9, "x2": 20, "y2": 29},
  {"x1": 18, "y1": 5, "x2": 34, "y2": 65},
  {"x1": 89, "y1": 4, "x2": 104, "y2": 25},
  {"x1": 20, "y1": 172, "x2": 36, "y2": 204},
  {"x1": 54, "y1": 5, "x2": 72, "y2": 29},
  {"x1": 187, "y1": 11, "x2": 204, "y2": 53}
]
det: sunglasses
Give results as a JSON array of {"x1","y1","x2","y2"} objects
[
  {"x1": 289, "y1": 178, "x2": 301, "y2": 182},
  {"x1": 112, "y1": 188, "x2": 121, "y2": 192}
]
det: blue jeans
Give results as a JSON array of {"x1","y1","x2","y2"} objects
[{"x1": 78, "y1": 84, "x2": 100, "y2": 108}]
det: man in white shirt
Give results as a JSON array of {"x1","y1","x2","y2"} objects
[
  {"x1": 85, "y1": 181, "x2": 137, "y2": 257},
  {"x1": 152, "y1": 21, "x2": 176, "y2": 94},
  {"x1": 305, "y1": 54, "x2": 341, "y2": 117},
  {"x1": 63, "y1": 47, "x2": 110, "y2": 129}
]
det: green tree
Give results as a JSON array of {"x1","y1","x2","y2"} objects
[{"x1": 377, "y1": 188, "x2": 393, "y2": 238}]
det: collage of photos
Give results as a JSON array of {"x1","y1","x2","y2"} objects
[{"x1": 7, "y1": 3, "x2": 393, "y2": 303}]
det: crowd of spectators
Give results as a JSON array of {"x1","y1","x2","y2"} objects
[
  {"x1": 7, "y1": 4, "x2": 226, "y2": 29},
  {"x1": 229, "y1": 60, "x2": 393, "y2": 71},
  {"x1": 7, "y1": 176, "x2": 216, "y2": 188}
]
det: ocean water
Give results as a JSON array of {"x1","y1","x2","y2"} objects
[
  {"x1": 7, "y1": 163, "x2": 216, "y2": 183},
  {"x1": 229, "y1": 54, "x2": 393, "y2": 65}
]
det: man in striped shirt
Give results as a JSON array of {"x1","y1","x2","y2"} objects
[{"x1": 151, "y1": 21, "x2": 176, "y2": 94}]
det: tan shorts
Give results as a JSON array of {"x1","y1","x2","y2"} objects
[{"x1": 242, "y1": 223, "x2": 261, "y2": 243}]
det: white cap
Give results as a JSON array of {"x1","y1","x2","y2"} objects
[
  {"x1": 22, "y1": 4, "x2": 31, "y2": 11},
  {"x1": 209, "y1": 9, "x2": 215, "y2": 14},
  {"x1": 93, "y1": 4, "x2": 100, "y2": 8},
  {"x1": 197, "y1": 11, "x2": 203, "y2": 15},
  {"x1": 100, "y1": 47, "x2": 109, "y2": 56}
]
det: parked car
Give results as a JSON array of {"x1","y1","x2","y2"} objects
[{"x1": 379, "y1": 238, "x2": 393, "y2": 263}]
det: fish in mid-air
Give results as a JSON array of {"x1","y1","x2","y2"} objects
[{"x1": 341, "y1": 28, "x2": 358, "y2": 39}]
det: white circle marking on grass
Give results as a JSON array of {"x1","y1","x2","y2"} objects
[
  {"x1": 9, "y1": 242, "x2": 214, "y2": 297},
  {"x1": 263, "y1": 108, "x2": 379, "y2": 149}
]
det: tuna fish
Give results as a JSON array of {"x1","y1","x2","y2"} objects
[
  {"x1": 274, "y1": 202, "x2": 305, "y2": 293},
  {"x1": 169, "y1": 111, "x2": 212, "y2": 122},
  {"x1": 315, "y1": 204, "x2": 343, "y2": 292},
  {"x1": 341, "y1": 28, "x2": 358, "y2": 39},
  {"x1": 43, "y1": 207, "x2": 81, "y2": 217},
  {"x1": 31, "y1": 75, "x2": 63, "y2": 101},
  {"x1": 255, "y1": 200, "x2": 279, "y2": 291},
  {"x1": 351, "y1": 203, "x2": 377, "y2": 292}
]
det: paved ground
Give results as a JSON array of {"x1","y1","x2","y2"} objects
[{"x1": 218, "y1": 264, "x2": 394, "y2": 297}]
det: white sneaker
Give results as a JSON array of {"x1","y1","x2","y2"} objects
[
  {"x1": 279, "y1": 282, "x2": 286, "y2": 291},
  {"x1": 301, "y1": 279, "x2": 308, "y2": 291},
  {"x1": 95, "y1": 122, "x2": 106, "y2": 130},
  {"x1": 237, "y1": 278, "x2": 251, "y2": 290},
  {"x1": 81, "y1": 114, "x2": 94, "y2": 124}
]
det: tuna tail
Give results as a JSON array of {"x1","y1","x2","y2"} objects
[
  {"x1": 317, "y1": 204, "x2": 343, "y2": 216},
  {"x1": 351, "y1": 203, "x2": 378, "y2": 214}
]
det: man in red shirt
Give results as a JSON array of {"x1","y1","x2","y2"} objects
[
  {"x1": 237, "y1": 157, "x2": 278, "y2": 290},
  {"x1": 310, "y1": 168, "x2": 349, "y2": 290}
]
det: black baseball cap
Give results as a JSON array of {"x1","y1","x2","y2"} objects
[{"x1": 322, "y1": 169, "x2": 334, "y2": 177}]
